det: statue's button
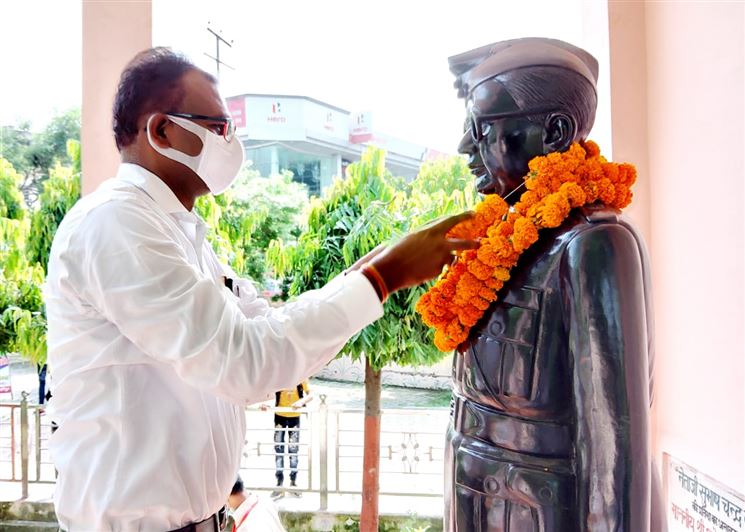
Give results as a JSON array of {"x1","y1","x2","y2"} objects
[
  {"x1": 539, "y1": 485, "x2": 554, "y2": 502},
  {"x1": 488, "y1": 319, "x2": 504, "y2": 336},
  {"x1": 484, "y1": 476, "x2": 500, "y2": 494}
]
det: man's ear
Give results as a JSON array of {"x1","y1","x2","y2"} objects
[
  {"x1": 145, "y1": 113, "x2": 172, "y2": 149},
  {"x1": 543, "y1": 112, "x2": 576, "y2": 153}
]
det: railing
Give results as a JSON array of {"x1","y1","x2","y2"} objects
[
  {"x1": 0, "y1": 393, "x2": 57, "y2": 498},
  {"x1": 0, "y1": 394, "x2": 449, "y2": 509},
  {"x1": 240, "y1": 395, "x2": 449, "y2": 510}
]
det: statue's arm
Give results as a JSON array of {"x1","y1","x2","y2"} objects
[{"x1": 561, "y1": 223, "x2": 651, "y2": 532}]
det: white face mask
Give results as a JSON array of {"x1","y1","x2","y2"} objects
[{"x1": 146, "y1": 114, "x2": 244, "y2": 195}]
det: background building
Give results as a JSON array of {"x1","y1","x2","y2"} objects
[{"x1": 227, "y1": 94, "x2": 438, "y2": 195}]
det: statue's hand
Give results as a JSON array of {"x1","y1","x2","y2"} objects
[{"x1": 370, "y1": 211, "x2": 478, "y2": 293}]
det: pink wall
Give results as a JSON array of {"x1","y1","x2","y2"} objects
[
  {"x1": 82, "y1": 1, "x2": 152, "y2": 195},
  {"x1": 609, "y1": 1, "x2": 744, "y2": 493},
  {"x1": 608, "y1": 1, "x2": 651, "y2": 244}
]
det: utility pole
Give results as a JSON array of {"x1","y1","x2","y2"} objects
[{"x1": 205, "y1": 23, "x2": 234, "y2": 78}]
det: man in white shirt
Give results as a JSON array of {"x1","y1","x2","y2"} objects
[{"x1": 45, "y1": 47, "x2": 475, "y2": 531}]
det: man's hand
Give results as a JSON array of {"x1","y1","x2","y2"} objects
[
  {"x1": 369, "y1": 211, "x2": 478, "y2": 293},
  {"x1": 346, "y1": 244, "x2": 387, "y2": 273},
  {"x1": 259, "y1": 403, "x2": 270, "y2": 411}
]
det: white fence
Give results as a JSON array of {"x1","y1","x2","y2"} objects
[{"x1": 0, "y1": 394, "x2": 449, "y2": 510}]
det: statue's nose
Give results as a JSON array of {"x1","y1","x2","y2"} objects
[{"x1": 457, "y1": 130, "x2": 476, "y2": 155}]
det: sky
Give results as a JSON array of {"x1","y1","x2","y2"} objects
[{"x1": 0, "y1": 0, "x2": 611, "y2": 154}]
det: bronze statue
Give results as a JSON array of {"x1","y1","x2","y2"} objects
[{"x1": 443, "y1": 38, "x2": 665, "y2": 531}]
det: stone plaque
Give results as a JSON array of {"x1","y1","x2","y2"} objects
[{"x1": 665, "y1": 453, "x2": 744, "y2": 532}]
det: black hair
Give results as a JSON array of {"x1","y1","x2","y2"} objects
[
  {"x1": 112, "y1": 47, "x2": 216, "y2": 150},
  {"x1": 231, "y1": 476, "x2": 244, "y2": 496},
  {"x1": 494, "y1": 66, "x2": 597, "y2": 140}
]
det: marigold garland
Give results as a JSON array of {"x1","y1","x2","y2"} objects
[{"x1": 415, "y1": 141, "x2": 636, "y2": 351}]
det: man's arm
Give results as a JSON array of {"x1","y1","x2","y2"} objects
[
  {"x1": 562, "y1": 223, "x2": 652, "y2": 532},
  {"x1": 73, "y1": 201, "x2": 383, "y2": 406},
  {"x1": 291, "y1": 387, "x2": 313, "y2": 410}
]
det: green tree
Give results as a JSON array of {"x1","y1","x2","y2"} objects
[
  {"x1": 0, "y1": 122, "x2": 33, "y2": 176},
  {"x1": 0, "y1": 158, "x2": 46, "y2": 367},
  {"x1": 267, "y1": 147, "x2": 474, "y2": 529},
  {"x1": 230, "y1": 171, "x2": 308, "y2": 285},
  {"x1": 196, "y1": 168, "x2": 308, "y2": 288},
  {"x1": 0, "y1": 138, "x2": 81, "y2": 370},
  {"x1": 27, "y1": 140, "x2": 81, "y2": 272},
  {"x1": 0, "y1": 155, "x2": 27, "y2": 221},
  {"x1": 0, "y1": 108, "x2": 81, "y2": 206},
  {"x1": 26, "y1": 108, "x2": 81, "y2": 176}
]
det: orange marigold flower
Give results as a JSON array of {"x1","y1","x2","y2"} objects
[
  {"x1": 464, "y1": 306, "x2": 483, "y2": 324},
  {"x1": 470, "y1": 297, "x2": 491, "y2": 311},
  {"x1": 488, "y1": 221, "x2": 511, "y2": 238},
  {"x1": 613, "y1": 187, "x2": 633, "y2": 209},
  {"x1": 476, "y1": 243, "x2": 501, "y2": 267},
  {"x1": 598, "y1": 178, "x2": 616, "y2": 205},
  {"x1": 478, "y1": 287, "x2": 497, "y2": 301},
  {"x1": 602, "y1": 162, "x2": 619, "y2": 182},
  {"x1": 467, "y1": 259, "x2": 493, "y2": 281},
  {"x1": 440, "y1": 282, "x2": 456, "y2": 299},
  {"x1": 583, "y1": 181, "x2": 600, "y2": 204},
  {"x1": 536, "y1": 193, "x2": 570, "y2": 228},
  {"x1": 445, "y1": 319, "x2": 465, "y2": 337},
  {"x1": 518, "y1": 190, "x2": 540, "y2": 208},
  {"x1": 559, "y1": 182, "x2": 586, "y2": 208},
  {"x1": 434, "y1": 330, "x2": 457, "y2": 352},
  {"x1": 512, "y1": 217, "x2": 539, "y2": 252},
  {"x1": 458, "y1": 308, "x2": 482, "y2": 326},
  {"x1": 582, "y1": 140, "x2": 600, "y2": 158},
  {"x1": 618, "y1": 163, "x2": 637, "y2": 187}
]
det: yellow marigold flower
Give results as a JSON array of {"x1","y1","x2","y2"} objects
[{"x1": 494, "y1": 267, "x2": 511, "y2": 281}]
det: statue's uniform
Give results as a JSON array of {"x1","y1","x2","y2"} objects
[{"x1": 444, "y1": 206, "x2": 663, "y2": 531}]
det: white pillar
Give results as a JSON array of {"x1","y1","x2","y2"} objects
[
  {"x1": 269, "y1": 145, "x2": 279, "y2": 176},
  {"x1": 334, "y1": 154, "x2": 342, "y2": 179},
  {"x1": 82, "y1": 1, "x2": 152, "y2": 195}
]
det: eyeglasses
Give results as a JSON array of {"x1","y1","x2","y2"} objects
[
  {"x1": 469, "y1": 108, "x2": 556, "y2": 143},
  {"x1": 167, "y1": 112, "x2": 236, "y2": 142}
]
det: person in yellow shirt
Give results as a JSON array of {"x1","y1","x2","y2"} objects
[{"x1": 271, "y1": 381, "x2": 312, "y2": 498}]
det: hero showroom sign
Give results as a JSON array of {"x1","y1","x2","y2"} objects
[{"x1": 267, "y1": 101, "x2": 286, "y2": 124}]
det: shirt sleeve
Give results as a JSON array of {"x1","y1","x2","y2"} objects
[
  {"x1": 220, "y1": 263, "x2": 273, "y2": 319},
  {"x1": 70, "y1": 200, "x2": 383, "y2": 405}
]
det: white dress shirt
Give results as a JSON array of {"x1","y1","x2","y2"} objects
[{"x1": 45, "y1": 163, "x2": 383, "y2": 531}]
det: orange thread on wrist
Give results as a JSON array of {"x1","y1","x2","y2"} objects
[{"x1": 361, "y1": 263, "x2": 389, "y2": 303}]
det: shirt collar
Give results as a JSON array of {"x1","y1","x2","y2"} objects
[{"x1": 116, "y1": 163, "x2": 189, "y2": 214}]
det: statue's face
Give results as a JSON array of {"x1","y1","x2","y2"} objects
[
  {"x1": 457, "y1": 119, "x2": 487, "y2": 187},
  {"x1": 459, "y1": 79, "x2": 545, "y2": 198}
]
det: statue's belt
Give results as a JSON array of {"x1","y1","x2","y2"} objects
[{"x1": 452, "y1": 395, "x2": 574, "y2": 459}]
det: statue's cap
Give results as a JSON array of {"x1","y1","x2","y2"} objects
[{"x1": 449, "y1": 38, "x2": 598, "y2": 98}]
